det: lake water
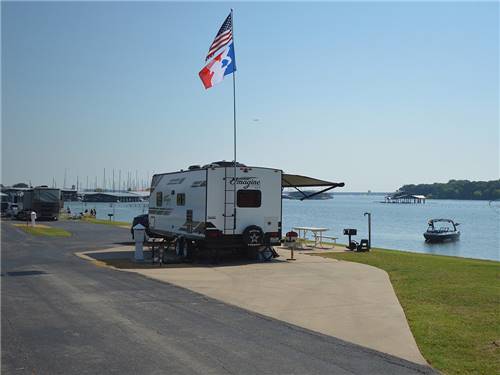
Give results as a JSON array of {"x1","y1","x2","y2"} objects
[
  {"x1": 65, "y1": 201, "x2": 149, "y2": 223},
  {"x1": 283, "y1": 195, "x2": 499, "y2": 262},
  {"x1": 65, "y1": 195, "x2": 499, "y2": 261}
]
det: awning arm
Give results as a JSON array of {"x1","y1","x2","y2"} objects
[
  {"x1": 282, "y1": 174, "x2": 345, "y2": 200},
  {"x1": 292, "y1": 186, "x2": 309, "y2": 199},
  {"x1": 299, "y1": 184, "x2": 342, "y2": 201},
  {"x1": 283, "y1": 176, "x2": 308, "y2": 199}
]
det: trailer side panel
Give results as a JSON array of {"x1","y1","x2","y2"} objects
[{"x1": 149, "y1": 169, "x2": 206, "y2": 239}]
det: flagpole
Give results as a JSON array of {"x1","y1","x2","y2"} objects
[{"x1": 231, "y1": 8, "x2": 237, "y2": 230}]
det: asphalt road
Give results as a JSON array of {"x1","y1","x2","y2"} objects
[{"x1": 1, "y1": 220, "x2": 436, "y2": 375}]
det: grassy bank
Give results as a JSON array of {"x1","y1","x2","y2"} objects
[
  {"x1": 14, "y1": 224, "x2": 71, "y2": 237},
  {"x1": 320, "y1": 249, "x2": 499, "y2": 375},
  {"x1": 81, "y1": 217, "x2": 130, "y2": 227}
]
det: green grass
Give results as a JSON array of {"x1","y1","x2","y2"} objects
[
  {"x1": 81, "y1": 217, "x2": 130, "y2": 227},
  {"x1": 319, "y1": 248, "x2": 500, "y2": 375},
  {"x1": 17, "y1": 225, "x2": 71, "y2": 237}
]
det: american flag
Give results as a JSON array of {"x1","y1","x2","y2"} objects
[{"x1": 205, "y1": 12, "x2": 233, "y2": 61}]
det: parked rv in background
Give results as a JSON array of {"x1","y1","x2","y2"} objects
[
  {"x1": 0, "y1": 193, "x2": 9, "y2": 214},
  {"x1": 4, "y1": 186, "x2": 61, "y2": 220}
]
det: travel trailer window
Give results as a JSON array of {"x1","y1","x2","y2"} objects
[
  {"x1": 177, "y1": 193, "x2": 185, "y2": 206},
  {"x1": 156, "y1": 192, "x2": 163, "y2": 207},
  {"x1": 237, "y1": 190, "x2": 261, "y2": 208}
]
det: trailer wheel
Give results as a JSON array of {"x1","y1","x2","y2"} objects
[{"x1": 243, "y1": 225, "x2": 264, "y2": 247}]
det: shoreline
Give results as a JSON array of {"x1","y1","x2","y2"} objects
[{"x1": 56, "y1": 214, "x2": 500, "y2": 262}]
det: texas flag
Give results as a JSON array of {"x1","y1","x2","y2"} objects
[{"x1": 198, "y1": 42, "x2": 236, "y2": 89}]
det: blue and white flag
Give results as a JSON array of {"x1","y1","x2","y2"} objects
[{"x1": 199, "y1": 42, "x2": 236, "y2": 89}]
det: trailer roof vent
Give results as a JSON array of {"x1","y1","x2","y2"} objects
[
  {"x1": 188, "y1": 165, "x2": 201, "y2": 170},
  {"x1": 202, "y1": 161, "x2": 247, "y2": 168}
]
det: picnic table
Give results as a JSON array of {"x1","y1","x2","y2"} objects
[{"x1": 292, "y1": 226, "x2": 329, "y2": 249}]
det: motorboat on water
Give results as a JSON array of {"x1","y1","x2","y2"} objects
[{"x1": 424, "y1": 219, "x2": 460, "y2": 243}]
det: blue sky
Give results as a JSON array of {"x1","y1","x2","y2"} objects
[{"x1": 2, "y1": 1, "x2": 498, "y2": 191}]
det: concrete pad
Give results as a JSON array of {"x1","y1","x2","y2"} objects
[{"x1": 79, "y1": 246, "x2": 427, "y2": 365}]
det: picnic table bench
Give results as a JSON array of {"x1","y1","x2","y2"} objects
[
  {"x1": 322, "y1": 235, "x2": 338, "y2": 244},
  {"x1": 293, "y1": 227, "x2": 329, "y2": 249}
]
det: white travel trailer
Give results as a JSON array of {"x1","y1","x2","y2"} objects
[{"x1": 148, "y1": 161, "x2": 344, "y2": 259}]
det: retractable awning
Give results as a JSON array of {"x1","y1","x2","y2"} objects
[{"x1": 282, "y1": 174, "x2": 345, "y2": 200}]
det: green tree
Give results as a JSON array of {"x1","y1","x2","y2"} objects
[
  {"x1": 472, "y1": 190, "x2": 482, "y2": 199},
  {"x1": 398, "y1": 179, "x2": 500, "y2": 200},
  {"x1": 13, "y1": 182, "x2": 29, "y2": 188},
  {"x1": 492, "y1": 189, "x2": 500, "y2": 200}
]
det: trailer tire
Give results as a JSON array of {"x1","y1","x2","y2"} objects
[{"x1": 243, "y1": 225, "x2": 264, "y2": 247}]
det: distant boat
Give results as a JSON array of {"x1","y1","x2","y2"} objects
[{"x1": 424, "y1": 219, "x2": 460, "y2": 243}]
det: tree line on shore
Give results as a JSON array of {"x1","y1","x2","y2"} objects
[{"x1": 399, "y1": 179, "x2": 500, "y2": 200}]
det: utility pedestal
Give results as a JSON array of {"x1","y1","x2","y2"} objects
[
  {"x1": 133, "y1": 224, "x2": 145, "y2": 262},
  {"x1": 30, "y1": 211, "x2": 37, "y2": 227},
  {"x1": 285, "y1": 231, "x2": 298, "y2": 261}
]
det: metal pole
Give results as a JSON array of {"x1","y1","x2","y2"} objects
[
  {"x1": 364, "y1": 212, "x2": 371, "y2": 249},
  {"x1": 231, "y1": 8, "x2": 237, "y2": 230}
]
